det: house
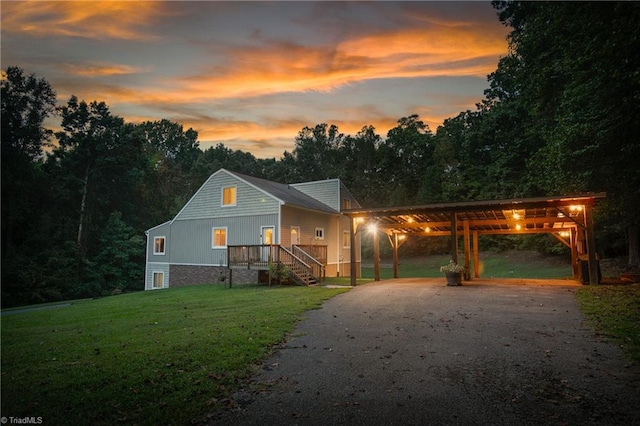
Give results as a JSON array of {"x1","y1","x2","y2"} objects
[{"x1": 144, "y1": 169, "x2": 362, "y2": 290}]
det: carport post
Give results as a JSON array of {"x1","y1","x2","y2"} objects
[
  {"x1": 463, "y1": 220, "x2": 471, "y2": 280},
  {"x1": 373, "y1": 228, "x2": 381, "y2": 281},
  {"x1": 350, "y1": 217, "x2": 357, "y2": 287},
  {"x1": 450, "y1": 213, "x2": 459, "y2": 264},
  {"x1": 393, "y1": 233, "x2": 399, "y2": 279},
  {"x1": 570, "y1": 228, "x2": 579, "y2": 279},
  {"x1": 584, "y1": 205, "x2": 599, "y2": 285},
  {"x1": 473, "y1": 231, "x2": 480, "y2": 278}
]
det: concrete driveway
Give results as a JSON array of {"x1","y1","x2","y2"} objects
[{"x1": 211, "y1": 278, "x2": 640, "y2": 425}]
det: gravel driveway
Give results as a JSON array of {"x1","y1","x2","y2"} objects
[{"x1": 210, "y1": 278, "x2": 640, "y2": 425}]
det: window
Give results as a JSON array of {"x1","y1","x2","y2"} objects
[
  {"x1": 152, "y1": 272, "x2": 164, "y2": 289},
  {"x1": 153, "y1": 237, "x2": 166, "y2": 255},
  {"x1": 315, "y1": 227, "x2": 325, "y2": 240},
  {"x1": 343, "y1": 198, "x2": 351, "y2": 210},
  {"x1": 343, "y1": 231, "x2": 351, "y2": 248},
  {"x1": 212, "y1": 227, "x2": 227, "y2": 248},
  {"x1": 222, "y1": 186, "x2": 236, "y2": 206}
]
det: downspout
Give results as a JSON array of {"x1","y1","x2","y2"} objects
[
  {"x1": 144, "y1": 230, "x2": 149, "y2": 290},
  {"x1": 337, "y1": 216, "x2": 341, "y2": 276}
]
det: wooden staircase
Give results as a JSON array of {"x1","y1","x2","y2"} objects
[
  {"x1": 277, "y1": 246, "x2": 323, "y2": 286},
  {"x1": 227, "y1": 244, "x2": 325, "y2": 286}
]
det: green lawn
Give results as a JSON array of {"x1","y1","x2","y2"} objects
[
  {"x1": 3, "y1": 258, "x2": 637, "y2": 425},
  {"x1": 576, "y1": 284, "x2": 640, "y2": 363},
  {"x1": 1, "y1": 284, "x2": 349, "y2": 425},
  {"x1": 362, "y1": 251, "x2": 573, "y2": 279}
]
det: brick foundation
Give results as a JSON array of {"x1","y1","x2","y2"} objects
[{"x1": 169, "y1": 265, "x2": 226, "y2": 287}]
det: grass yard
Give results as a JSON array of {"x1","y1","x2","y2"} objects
[
  {"x1": 576, "y1": 284, "x2": 640, "y2": 363},
  {"x1": 362, "y1": 250, "x2": 572, "y2": 280},
  {"x1": 1, "y1": 284, "x2": 349, "y2": 425},
  {"x1": 3, "y1": 253, "x2": 637, "y2": 424}
]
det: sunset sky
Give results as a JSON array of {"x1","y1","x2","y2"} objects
[{"x1": 2, "y1": 1, "x2": 509, "y2": 158}]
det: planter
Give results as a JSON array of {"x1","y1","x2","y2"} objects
[{"x1": 445, "y1": 272, "x2": 462, "y2": 286}]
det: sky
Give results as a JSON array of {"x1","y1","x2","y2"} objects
[{"x1": 1, "y1": 1, "x2": 510, "y2": 158}]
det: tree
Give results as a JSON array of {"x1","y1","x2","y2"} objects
[
  {"x1": 93, "y1": 212, "x2": 145, "y2": 294},
  {"x1": 1, "y1": 66, "x2": 56, "y2": 252},
  {"x1": 136, "y1": 120, "x2": 201, "y2": 227},
  {"x1": 287, "y1": 123, "x2": 345, "y2": 182},
  {"x1": 53, "y1": 96, "x2": 127, "y2": 256},
  {"x1": 1, "y1": 67, "x2": 57, "y2": 306},
  {"x1": 492, "y1": 1, "x2": 640, "y2": 266},
  {"x1": 338, "y1": 125, "x2": 384, "y2": 206},
  {"x1": 379, "y1": 115, "x2": 434, "y2": 205}
]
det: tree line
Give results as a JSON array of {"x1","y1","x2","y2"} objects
[{"x1": 2, "y1": 1, "x2": 638, "y2": 306}]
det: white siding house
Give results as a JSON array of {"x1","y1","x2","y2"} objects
[{"x1": 144, "y1": 169, "x2": 361, "y2": 289}]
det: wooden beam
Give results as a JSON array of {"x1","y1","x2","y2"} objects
[
  {"x1": 375, "y1": 216, "x2": 582, "y2": 230},
  {"x1": 550, "y1": 232, "x2": 572, "y2": 249},
  {"x1": 398, "y1": 227, "x2": 579, "y2": 237}
]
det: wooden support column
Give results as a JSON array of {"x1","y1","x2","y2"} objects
[
  {"x1": 463, "y1": 220, "x2": 471, "y2": 280},
  {"x1": 392, "y1": 233, "x2": 399, "y2": 279},
  {"x1": 350, "y1": 217, "x2": 357, "y2": 287},
  {"x1": 584, "y1": 206, "x2": 599, "y2": 284},
  {"x1": 473, "y1": 231, "x2": 480, "y2": 278},
  {"x1": 373, "y1": 227, "x2": 380, "y2": 281},
  {"x1": 450, "y1": 213, "x2": 459, "y2": 264},
  {"x1": 570, "y1": 228, "x2": 579, "y2": 279}
]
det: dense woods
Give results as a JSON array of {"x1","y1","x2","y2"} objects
[{"x1": 2, "y1": 1, "x2": 639, "y2": 306}]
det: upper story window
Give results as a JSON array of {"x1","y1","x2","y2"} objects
[
  {"x1": 315, "y1": 227, "x2": 325, "y2": 240},
  {"x1": 343, "y1": 198, "x2": 351, "y2": 210},
  {"x1": 222, "y1": 186, "x2": 237, "y2": 207},
  {"x1": 153, "y1": 236, "x2": 166, "y2": 255}
]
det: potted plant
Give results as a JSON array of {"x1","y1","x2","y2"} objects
[{"x1": 440, "y1": 260, "x2": 465, "y2": 286}]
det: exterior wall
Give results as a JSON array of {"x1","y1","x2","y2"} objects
[
  {"x1": 146, "y1": 263, "x2": 170, "y2": 290},
  {"x1": 280, "y1": 205, "x2": 337, "y2": 248},
  {"x1": 175, "y1": 170, "x2": 281, "y2": 221},
  {"x1": 280, "y1": 205, "x2": 361, "y2": 278},
  {"x1": 144, "y1": 170, "x2": 282, "y2": 289},
  {"x1": 169, "y1": 214, "x2": 279, "y2": 265},
  {"x1": 291, "y1": 179, "x2": 341, "y2": 211},
  {"x1": 146, "y1": 221, "x2": 171, "y2": 263},
  {"x1": 339, "y1": 182, "x2": 362, "y2": 210}
]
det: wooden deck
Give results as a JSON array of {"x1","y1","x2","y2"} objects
[{"x1": 227, "y1": 244, "x2": 327, "y2": 285}]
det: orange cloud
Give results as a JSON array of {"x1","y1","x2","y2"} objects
[
  {"x1": 62, "y1": 62, "x2": 145, "y2": 77},
  {"x1": 142, "y1": 24, "x2": 507, "y2": 105},
  {"x1": 2, "y1": 1, "x2": 174, "y2": 41}
]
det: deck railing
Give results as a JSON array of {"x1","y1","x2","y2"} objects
[
  {"x1": 277, "y1": 246, "x2": 316, "y2": 285},
  {"x1": 294, "y1": 245, "x2": 327, "y2": 265},
  {"x1": 227, "y1": 245, "x2": 279, "y2": 269},
  {"x1": 293, "y1": 246, "x2": 325, "y2": 282},
  {"x1": 227, "y1": 244, "x2": 326, "y2": 285}
]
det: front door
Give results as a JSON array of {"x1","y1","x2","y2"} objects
[
  {"x1": 261, "y1": 226, "x2": 275, "y2": 262},
  {"x1": 290, "y1": 226, "x2": 300, "y2": 247}
]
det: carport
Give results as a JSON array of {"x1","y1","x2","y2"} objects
[{"x1": 345, "y1": 193, "x2": 606, "y2": 286}]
